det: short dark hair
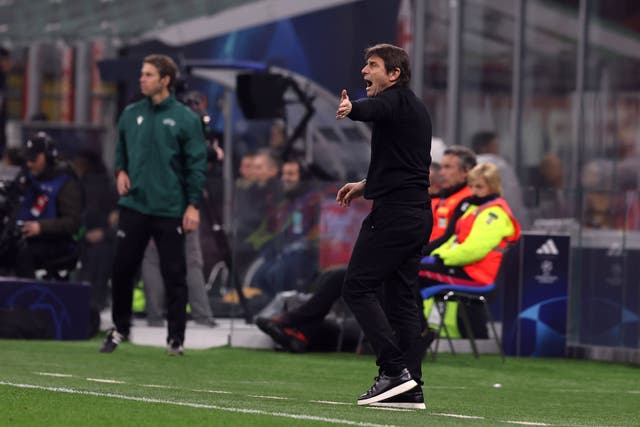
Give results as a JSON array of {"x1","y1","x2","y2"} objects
[
  {"x1": 364, "y1": 44, "x2": 411, "y2": 87},
  {"x1": 143, "y1": 54, "x2": 178, "y2": 91},
  {"x1": 443, "y1": 145, "x2": 477, "y2": 172},
  {"x1": 471, "y1": 131, "x2": 498, "y2": 154}
]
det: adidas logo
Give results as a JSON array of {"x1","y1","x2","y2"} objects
[
  {"x1": 607, "y1": 244, "x2": 623, "y2": 257},
  {"x1": 536, "y1": 239, "x2": 559, "y2": 255}
]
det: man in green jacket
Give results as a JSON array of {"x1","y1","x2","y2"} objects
[{"x1": 100, "y1": 54, "x2": 206, "y2": 356}]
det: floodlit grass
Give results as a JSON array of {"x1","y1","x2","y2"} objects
[{"x1": 1, "y1": 338, "x2": 639, "y2": 426}]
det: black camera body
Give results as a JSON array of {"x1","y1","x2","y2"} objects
[
  {"x1": 179, "y1": 91, "x2": 223, "y2": 163},
  {"x1": 0, "y1": 165, "x2": 28, "y2": 256}
]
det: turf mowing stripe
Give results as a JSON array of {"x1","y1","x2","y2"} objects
[
  {"x1": 35, "y1": 372, "x2": 72, "y2": 378},
  {"x1": 0, "y1": 382, "x2": 397, "y2": 427}
]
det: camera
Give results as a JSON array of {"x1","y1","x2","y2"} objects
[
  {"x1": 179, "y1": 91, "x2": 223, "y2": 162},
  {"x1": 0, "y1": 164, "x2": 28, "y2": 257}
]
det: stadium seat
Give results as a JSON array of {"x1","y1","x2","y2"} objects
[{"x1": 420, "y1": 284, "x2": 505, "y2": 362}]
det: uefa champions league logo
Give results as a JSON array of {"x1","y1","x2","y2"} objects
[
  {"x1": 5, "y1": 285, "x2": 72, "y2": 339},
  {"x1": 535, "y1": 259, "x2": 558, "y2": 284}
]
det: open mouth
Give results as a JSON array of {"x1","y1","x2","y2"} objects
[{"x1": 365, "y1": 80, "x2": 373, "y2": 89}]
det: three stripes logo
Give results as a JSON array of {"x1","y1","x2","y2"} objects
[
  {"x1": 536, "y1": 239, "x2": 559, "y2": 256},
  {"x1": 607, "y1": 244, "x2": 623, "y2": 257}
]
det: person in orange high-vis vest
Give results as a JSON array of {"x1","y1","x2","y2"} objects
[
  {"x1": 430, "y1": 146, "x2": 476, "y2": 241},
  {"x1": 420, "y1": 162, "x2": 521, "y2": 288}
]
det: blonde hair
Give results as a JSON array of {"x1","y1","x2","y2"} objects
[{"x1": 468, "y1": 162, "x2": 503, "y2": 195}]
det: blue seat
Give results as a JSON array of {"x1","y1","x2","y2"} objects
[
  {"x1": 421, "y1": 283, "x2": 504, "y2": 362},
  {"x1": 420, "y1": 283, "x2": 495, "y2": 300}
]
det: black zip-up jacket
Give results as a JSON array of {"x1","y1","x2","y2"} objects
[{"x1": 348, "y1": 84, "x2": 431, "y2": 202}]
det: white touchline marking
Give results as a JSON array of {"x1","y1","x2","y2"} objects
[
  {"x1": 0, "y1": 382, "x2": 397, "y2": 427},
  {"x1": 35, "y1": 372, "x2": 72, "y2": 378},
  {"x1": 502, "y1": 422, "x2": 549, "y2": 426},
  {"x1": 432, "y1": 413, "x2": 485, "y2": 419},
  {"x1": 141, "y1": 384, "x2": 174, "y2": 389},
  {"x1": 309, "y1": 400, "x2": 352, "y2": 406},
  {"x1": 86, "y1": 378, "x2": 126, "y2": 384},
  {"x1": 191, "y1": 389, "x2": 232, "y2": 394},
  {"x1": 248, "y1": 394, "x2": 289, "y2": 400},
  {"x1": 627, "y1": 391, "x2": 640, "y2": 394}
]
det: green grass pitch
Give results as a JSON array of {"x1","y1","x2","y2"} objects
[{"x1": 1, "y1": 338, "x2": 638, "y2": 426}]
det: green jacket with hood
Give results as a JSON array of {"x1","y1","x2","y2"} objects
[{"x1": 114, "y1": 93, "x2": 206, "y2": 218}]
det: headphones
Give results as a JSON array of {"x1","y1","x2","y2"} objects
[{"x1": 28, "y1": 131, "x2": 58, "y2": 163}]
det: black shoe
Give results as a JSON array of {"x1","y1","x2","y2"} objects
[
  {"x1": 255, "y1": 317, "x2": 308, "y2": 353},
  {"x1": 166, "y1": 338, "x2": 184, "y2": 356},
  {"x1": 370, "y1": 387, "x2": 426, "y2": 410},
  {"x1": 357, "y1": 368, "x2": 418, "y2": 406},
  {"x1": 99, "y1": 328, "x2": 127, "y2": 353}
]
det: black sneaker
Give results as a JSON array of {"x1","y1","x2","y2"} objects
[
  {"x1": 99, "y1": 328, "x2": 127, "y2": 353},
  {"x1": 255, "y1": 317, "x2": 308, "y2": 353},
  {"x1": 357, "y1": 368, "x2": 418, "y2": 406},
  {"x1": 166, "y1": 338, "x2": 184, "y2": 356},
  {"x1": 370, "y1": 387, "x2": 426, "y2": 410}
]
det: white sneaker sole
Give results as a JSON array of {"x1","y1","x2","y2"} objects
[{"x1": 357, "y1": 379, "x2": 418, "y2": 405}]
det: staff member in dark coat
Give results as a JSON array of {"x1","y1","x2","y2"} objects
[{"x1": 336, "y1": 43, "x2": 432, "y2": 409}]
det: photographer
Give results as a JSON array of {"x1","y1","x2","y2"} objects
[{"x1": 3, "y1": 132, "x2": 83, "y2": 278}]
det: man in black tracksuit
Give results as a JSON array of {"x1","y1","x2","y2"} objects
[
  {"x1": 336, "y1": 44, "x2": 432, "y2": 409},
  {"x1": 100, "y1": 54, "x2": 206, "y2": 355}
]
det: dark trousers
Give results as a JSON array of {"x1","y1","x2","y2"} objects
[
  {"x1": 282, "y1": 267, "x2": 347, "y2": 327},
  {"x1": 4, "y1": 237, "x2": 77, "y2": 279},
  {"x1": 111, "y1": 207, "x2": 187, "y2": 342},
  {"x1": 343, "y1": 201, "x2": 432, "y2": 383}
]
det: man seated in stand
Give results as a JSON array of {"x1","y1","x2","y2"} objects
[
  {"x1": 419, "y1": 163, "x2": 521, "y2": 336},
  {"x1": 1, "y1": 132, "x2": 83, "y2": 279}
]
